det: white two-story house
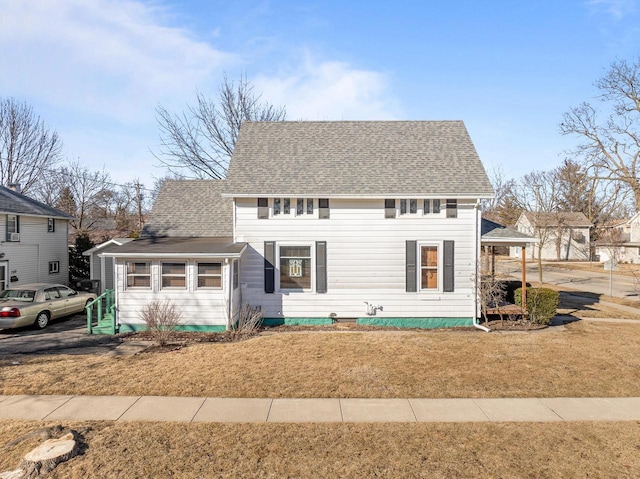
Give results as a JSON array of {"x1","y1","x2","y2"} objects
[
  {"x1": 103, "y1": 121, "x2": 494, "y2": 332},
  {"x1": 0, "y1": 185, "x2": 73, "y2": 289}
]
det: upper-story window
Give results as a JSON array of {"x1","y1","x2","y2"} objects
[
  {"x1": 6, "y1": 215, "x2": 19, "y2": 242},
  {"x1": 446, "y1": 199, "x2": 458, "y2": 218},
  {"x1": 400, "y1": 199, "x2": 418, "y2": 215},
  {"x1": 424, "y1": 199, "x2": 441, "y2": 215},
  {"x1": 262, "y1": 198, "x2": 319, "y2": 218},
  {"x1": 47, "y1": 218, "x2": 55, "y2": 232},
  {"x1": 319, "y1": 199, "x2": 330, "y2": 219},
  {"x1": 385, "y1": 199, "x2": 396, "y2": 218},
  {"x1": 257, "y1": 198, "x2": 268, "y2": 219}
]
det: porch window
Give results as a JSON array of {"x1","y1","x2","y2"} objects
[
  {"x1": 420, "y1": 245, "x2": 439, "y2": 290},
  {"x1": 197, "y1": 262, "x2": 222, "y2": 289},
  {"x1": 126, "y1": 261, "x2": 151, "y2": 288},
  {"x1": 279, "y1": 245, "x2": 312, "y2": 290},
  {"x1": 161, "y1": 262, "x2": 186, "y2": 289}
]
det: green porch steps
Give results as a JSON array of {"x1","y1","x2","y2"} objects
[{"x1": 86, "y1": 290, "x2": 117, "y2": 335}]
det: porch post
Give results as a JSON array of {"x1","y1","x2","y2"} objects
[{"x1": 521, "y1": 245, "x2": 527, "y2": 308}]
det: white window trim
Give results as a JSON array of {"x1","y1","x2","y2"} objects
[
  {"x1": 160, "y1": 261, "x2": 187, "y2": 290},
  {"x1": 196, "y1": 261, "x2": 223, "y2": 291},
  {"x1": 270, "y1": 198, "x2": 319, "y2": 219},
  {"x1": 125, "y1": 260, "x2": 152, "y2": 290},
  {"x1": 277, "y1": 241, "x2": 315, "y2": 293},
  {"x1": 48, "y1": 261, "x2": 60, "y2": 274},
  {"x1": 417, "y1": 241, "x2": 443, "y2": 293},
  {"x1": 47, "y1": 218, "x2": 55, "y2": 233}
]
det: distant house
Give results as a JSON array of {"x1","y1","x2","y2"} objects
[
  {"x1": 0, "y1": 185, "x2": 73, "y2": 289},
  {"x1": 510, "y1": 211, "x2": 592, "y2": 261},
  {"x1": 101, "y1": 121, "x2": 496, "y2": 332},
  {"x1": 595, "y1": 213, "x2": 640, "y2": 263}
]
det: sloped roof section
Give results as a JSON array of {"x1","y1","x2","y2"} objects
[
  {"x1": 142, "y1": 180, "x2": 232, "y2": 237},
  {"x1": 522, "y1": 211, "x2": 593, "y2": 228},
  {"x1": 225, "y1": 121, "x2": 494, "y2": 197},
  {"x1": 101, "y1": 236, "x2": 245, "y2": 257},
  {"x1": 0, "y1": 186, "x2": 74, "y2": 219},
  {"x1": 481, "y1": 218, "x2": 538, "y2": 245}
]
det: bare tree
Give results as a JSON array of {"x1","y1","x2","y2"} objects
[
  {"x1": 482, "y1": 165, "x2": 520, "y2": 226},
  {"x1": 560, "y1": 58, "x2": 640, "y2": 209},
  {"x1": 155, "y1": 74, "x2": 286, "y2": 179},
  {"x1": 0, "y1": 98, "x2": 63, "y2": 193}
]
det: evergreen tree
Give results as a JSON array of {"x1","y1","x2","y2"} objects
[{"x1": 69, "y1": 232, "x2": 94, "y2": 284}]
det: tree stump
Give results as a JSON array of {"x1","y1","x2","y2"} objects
[{"x1": 13, "y1": 433, "x2": 78, "y2": 479}]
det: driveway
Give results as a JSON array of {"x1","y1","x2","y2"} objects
[{"x1": 0, "y1": 314, "x2": 123, "y2": 355}]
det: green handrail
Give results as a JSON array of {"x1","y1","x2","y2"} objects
[{"x1": 86, "y1": 289, "x2": 116, "y2": 334}]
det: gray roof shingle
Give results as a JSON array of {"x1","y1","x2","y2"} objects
[
  {"x1": 522, "y1": 211, "x2": 593, "y2": 228},
  {"x1": 0, "y1": 186, "x2": 74, "y2": 219},
  {"x1": 142, "y1": 180, "x2": 232, "y2": 237},
  {"x1": 225, "y1": 121, "x2": 494, "y2": 197}
]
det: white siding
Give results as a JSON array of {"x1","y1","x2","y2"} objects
[
  {"x1": 235, "y1": 198, "x2": 480, "y2": 319},
  {"x1": 0, "y1": 215, "x2": 69, "y2": 287},
  {"x1": 114, "y1": 258, "x2": 231, "y2": 328}
]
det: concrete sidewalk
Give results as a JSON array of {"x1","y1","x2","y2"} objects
[{"x1": 1, "y1": 395, "x2": 640, "y2": 423}]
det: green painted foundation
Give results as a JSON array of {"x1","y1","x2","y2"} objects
[
  {"x1": 118, "y1": 324, "x2": 227, "y2": 333},
  {"x1": 356, "y1": 317, "x2": 474, "y2": 329},
  {"x1": 262, "y1": 317, "x2": 334, "y2": 327}
]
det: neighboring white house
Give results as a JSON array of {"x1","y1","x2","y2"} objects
[
  {"x1": 595, "y1": 213, "x2": 640, "y2": 263},
  {"x1": 510, "y1": 211, "x2": 593, "y2": 261},
  {"x1": 101, "y1": 121, "x2": 495, "y2": 332},
  {"x1": 0, "y1": 185, "x2": 73, "y2": 289}
]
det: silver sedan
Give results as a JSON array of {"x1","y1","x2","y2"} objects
[{"x1": 0, "y1": 283, "x2": 97, "y2": 330}]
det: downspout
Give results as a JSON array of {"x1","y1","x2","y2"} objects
[{"x1": 474, "y1": 200, "x2": 491, "y2": 333}]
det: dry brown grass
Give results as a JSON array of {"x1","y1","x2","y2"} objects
[
  {"x1": 2, "y1": 321, "x2": 640, "y2": 398},
  {"x1": 1, "y1": 420, "x2": 640, "y2": 478}
]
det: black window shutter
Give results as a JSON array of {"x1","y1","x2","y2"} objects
[
  {"x1": 406, "y1": 240, "x2": 417, "y2": 292},
  {"x1": 443, "y1": 240, "x2": 455, "y2": 292},
  {"x1": 264, "y1": 241, "x2": 275, "y2": 293},
  {"x1": 316, "y1": 241, "x2": 327, "y2": 293}
]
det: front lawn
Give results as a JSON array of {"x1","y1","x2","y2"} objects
[{"x1": 2, "y1": 320, "x2": 640, "y2": 398}]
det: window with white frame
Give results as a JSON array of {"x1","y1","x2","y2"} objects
[
  {"x1": 420, "y1": 245, "x2": 439, "y2": 290},
  {"x1": 6, "y1": 214, "x2": 19, "y2": 241},
  {"x1": 126, "y1": 261, "x2": 151, "y2": 288},
  {"x1": 161, "y1": 262, "x2": 186, "y2": 289},
  {"x1": 48, "y1": 261, "x2": 60, "y2": 274},
  {"x1": 399, "y1": 199, "x2": 418, "y2": 215},
  {"x1": 47, "y1": 218, "x2": 55, "y2": 232},
  {"x1": 424, "y1": 199, "x2": 441, "y2": 215},
  {"x1": 197, "y1": 262, "x2": 222, "y2": 289},
  {"x1": 279, "y1": 245, "x2": 312, "y2": 290}
]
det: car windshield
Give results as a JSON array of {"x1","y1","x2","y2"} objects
[{"x1": 0, "y1": 289, "x2": 36, "y2": 302}]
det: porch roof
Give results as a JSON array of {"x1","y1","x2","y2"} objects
[
  {"x1": 481, "y1": 218, "x2": 538, "y2": 247},
  {"x1": 100, "y1": 236, "x2": 247, "y2": 258}
]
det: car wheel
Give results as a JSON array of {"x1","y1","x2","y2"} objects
[{"x1": 35, "y1": 312, "x2": 50, "y2": 329}]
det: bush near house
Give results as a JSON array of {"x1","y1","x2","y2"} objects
[{"x1": 514, "y1": 287, "x2": 559, "y2": 325}]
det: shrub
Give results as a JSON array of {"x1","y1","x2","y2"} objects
[
  {"x1": 514, "y1": 287, "x2": 559, "y2": 325},
  {"x1": 138, "y1": 300, "x2": 183, "y2": 346},
  {"x1": 232, "y1": 304, "x2": 263, "y2": 335}
]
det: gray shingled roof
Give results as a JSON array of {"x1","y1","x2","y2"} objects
[
  {"x1": 101, "y1": 236, "x2": 246, "y2": 257},
  {"x1": 0, "y1": 186, "x2": 74, "y2": 219},
  {"x1": 142, "y1": 180, "x2": 232, "y2": 237},
  {"x1": 522, "y1": 211, "x2": 593, "y2": 228},
  {"x1": 225, "y1": 121, "x2": 494, "y2": 197},
  {"x1": 481, "y1": 218, "x2": 538, "y2": 244}
]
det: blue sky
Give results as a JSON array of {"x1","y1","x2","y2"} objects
[{"x1": 1, "y1": 0, "x2": 639, "y2": 187}]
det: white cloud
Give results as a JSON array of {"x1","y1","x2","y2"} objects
[
  {"x1": 587, "y1": 0, "x2": 637, "y2": 19},
  {"x1": 0, "y1": 0, "x2": 232, "y2": 123},
  {"x1": 254, "y1": 56, "x2": 401, "y2": 121}
]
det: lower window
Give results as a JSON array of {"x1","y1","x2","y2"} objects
[
  {"x1": 197, "y1": 262, "x2": 222, "y2": 289},
  {"x1": 420, "y1": 245, "x2": 438, "y2": 289},
  {"x1": 48, "y1": 261, "x2": 60, "y2": 274},
  {"x1": 279, "y1": 245, "x2": 311, "y2": 290},
  {"x1": 161, "y1": 262, "x2": 186, "y2": 289},
  {"x1": 126, "y1": 261, "x2": 151, "y2": 288}
]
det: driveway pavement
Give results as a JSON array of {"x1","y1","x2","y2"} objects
[{"x1": 0, "y1": 314, "x2": 123, "y2": 355}]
